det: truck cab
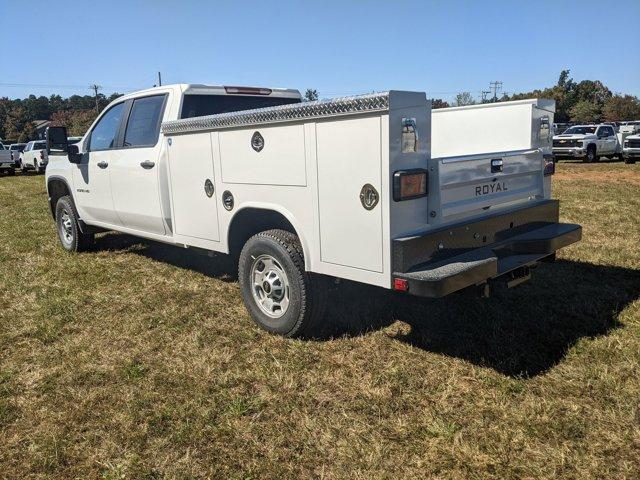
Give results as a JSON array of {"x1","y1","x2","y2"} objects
[
  {"x1": 553, "y1": 124, "x2": 621, "y2": 162},
  {"x1": 46, "y1": 85, "x2": 580, "y2": 338}
]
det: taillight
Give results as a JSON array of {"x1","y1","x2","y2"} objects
[
  {"x1": 224, "y1": 86, "x2": 272, "y2": 95},
  {"x1": 543, "y1": 154, "x2": 555, "y2": 176},
  {"x1": 393, "y1": 169, "x2": 428, "y2": 201},
  {"x1": 393, "y1": 278, "x2": 409, "y2": 291},
  {"x1": 40, "y1": 150, "x2": 44, "y2": 160}
]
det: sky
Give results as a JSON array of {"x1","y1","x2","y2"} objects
[{"x1": 1, "y1": 0, "x2": 639, "y2": 102}]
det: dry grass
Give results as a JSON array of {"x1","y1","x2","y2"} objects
[{"x1": 0, "y1": 161, "x2": 639, "y2": 479}]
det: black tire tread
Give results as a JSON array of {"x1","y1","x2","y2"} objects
[
  {"x1": 239, "y1": 229, "x2": 327, "y2": 338},
  {"x1": 56, "y1": 195, "x2": 94, "y2": 252}
]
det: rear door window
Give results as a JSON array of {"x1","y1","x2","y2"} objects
[
  {"x1": 123, "y1": 95, "x2": 167, "y2": 148},
  {"x1": 180, "y1": 94, "x2": 300, "y2": 119}
]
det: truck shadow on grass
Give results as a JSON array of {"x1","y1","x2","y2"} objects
[
  {"x1": 322, "y1": 260, "x2": 639, "y2": 378},
  {"x1": 96, "y1": 233, "x2": 637, "y2": 378}
]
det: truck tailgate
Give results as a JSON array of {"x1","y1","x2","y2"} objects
[{"x1": 438, "y1": 149, "x2": 543, "y2": 221}]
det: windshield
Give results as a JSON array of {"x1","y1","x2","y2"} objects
[
  {"x1": 563, "y1": 126, "x2": 596, "y2": 135},
  {"x1": 180, "y1": 94, "x2": 300, "y2": 119},
  {"x1": 34, "y1": 142, "x2": 46, "y2": 150}
]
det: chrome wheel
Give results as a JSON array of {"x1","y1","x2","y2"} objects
[
  {"x1": 251, "y1": 254, "x2": 290, "y2": 318},
  {"x1": 59, "y1": 209, "x2": 74, "y2": 244}
]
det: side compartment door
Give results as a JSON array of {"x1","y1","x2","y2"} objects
[
  {"x1": 316, "y1": 116, "x2": 383, "y2": 272},
  {"x1": 166, "y1": 132, "x2": 220, "y2": 242},
  {"x1": 109, "y1": 94, "x2": 168, "y2": 235},
  {"x1": 71, "y1": 102, "x2": 126, "y2": 226}
]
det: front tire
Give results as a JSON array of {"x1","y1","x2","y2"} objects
[
  {"x1": 55, "y1": 196, "x2": 94, "y2": 252},
  {"x1": 585, "y1": 145, "x2": 598, "y2": 163},
  {"x1": 625, "y1": 158, "x2": 636, "y2": 164},
  {"x1": 238, "y1": 229, "x2": 327, "y2": 338}
]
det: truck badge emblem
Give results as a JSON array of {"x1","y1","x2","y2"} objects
[
  {"x1": 251, "y1": 131, "x2": 264, "y2": 152},
  {"x1": 359, "y1": 184, "x2": 379, "y2": 210}
]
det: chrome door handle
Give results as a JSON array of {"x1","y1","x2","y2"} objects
[
  {"x1": 97, "y1": 161, "x2": 108, "y2": 169},
  {"x1": 140, "y1": 160, "x2": 155, "y2": 169}
]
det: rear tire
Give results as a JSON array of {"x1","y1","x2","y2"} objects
[
  {"x1": 238, "y1": 229, "x2": 327, "y2": 338},
  {"x1": 55, "y1": 196, "x2": 94, "y2": 252}
]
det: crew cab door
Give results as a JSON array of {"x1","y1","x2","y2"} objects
[
  {"x1": 72, "y1": 102, "x2": 125, "y2": 226},
  {"x1": 108, "y1": 94, "x2": 168, "y2": 235},
  {"x1": 599, "y1": 126, "x2": 617, "y2": 155}
]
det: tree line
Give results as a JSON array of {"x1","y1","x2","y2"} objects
[
  {"x1": 0, "y1": 92, "x2": 123, "y2": 142},
  {"x1": 442, "y1": 70, "x2": 640, "y2": 123},
  {"x1": 2, "y1": 71, "x2": 639, "y2": 142}
]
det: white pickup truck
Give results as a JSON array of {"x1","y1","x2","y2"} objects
[
  {"x1": 45, "y1": 84, "x2": 581, "y2": 337},
  {"x1": 552, "y1": 124, "x2": 621, "y2": 162},
  {"x1": 19, "y1": 140, "x2": 49, "y2": 173},
  {"x1": 622, "y1": 133, "x2": 640, "y2": 164}
]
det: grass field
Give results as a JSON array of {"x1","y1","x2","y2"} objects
[{"x1": 1, "y1": 161, "x2": 639, "y2": 479}]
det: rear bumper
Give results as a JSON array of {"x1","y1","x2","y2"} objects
[{"x1": 392, "y1": 200, "x2": 581, "y2": 297}]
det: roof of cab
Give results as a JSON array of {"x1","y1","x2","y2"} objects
[{"x1": 117, "y1": 83, "x2": 301, "y2": 101}]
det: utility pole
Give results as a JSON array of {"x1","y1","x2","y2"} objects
[
  {"x1": 489, "y1": 81, "x2": 503, "y2": 102},
  {"x1": 90, "y1": 84, "x2": 102, "y2": 112},
  {"x1": 157, "y1": 71, "x2": 162, "y2": 86},
  {"x1": 480, "y1": 90, "x2": 491, "y2": 103}
]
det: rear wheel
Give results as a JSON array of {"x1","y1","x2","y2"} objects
[
  {"x1": 55, "y1": 196, "x2": 94, "y2": 252},
  {"x1": 238, "y1": 229, "x2": 327, "y2": 338}
]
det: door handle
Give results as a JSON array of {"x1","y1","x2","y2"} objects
[
  {"x1": 97, "y1": 161, "x2": 108, "y2": 169},
  {"x1": 140, "y1": 160, "x2": 155, "y2": 169}
]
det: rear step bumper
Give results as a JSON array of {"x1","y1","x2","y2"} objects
[{"x1": 392, "y1": 200, "x2": 581, "y2": 297}]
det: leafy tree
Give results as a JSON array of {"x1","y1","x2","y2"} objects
[
  {"x1": 453, "y1": 92, "x2": 475, "y2": 106},
  {"x1": 303, "y1": 89, "x2": 318, "y2": 102},
  {"x1": 4, "y1": 106, "x2": 36, "y2": 142},
  {"x1": 602, "y1": 95, "x2": 640, "y2": 122},
  {"x1": 569, "y1": 100, "x2": 601, "y2": 123},
  {"x1": 430, "y1": 98, "x2": 450, "y2": 109},
  {"x1": 50, "y1": 109, "x2": 98, "y2": 136}
]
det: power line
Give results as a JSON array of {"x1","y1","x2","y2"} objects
[{"x1": 0, "y1": 82, "x2": 142, "y2": 91}]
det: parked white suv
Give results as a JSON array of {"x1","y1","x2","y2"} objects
[
  {"x1": 19, "y1": 140, "x2": 48, "y2": 173},
  {"x1": 552, "y1": 124, "x2": 621, "y2": 162}
]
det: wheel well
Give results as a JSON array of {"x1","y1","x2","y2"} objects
[
  {"x1": 47, "y1": 178, "x2": 71, "y2": 219},
  {"x1": 587, "y1": 143, "x2": 596, "y2": 150},
  {"x1": 228, "y1": 208, "x2": 297, "y2": 257}
]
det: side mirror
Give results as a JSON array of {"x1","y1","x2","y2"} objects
[
  {"x1": 46, "y1": 126, "x2": 69, "y2": 154},
  {"x1": 68, "y1": 144, "x2": 82, "y2": 164}
]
